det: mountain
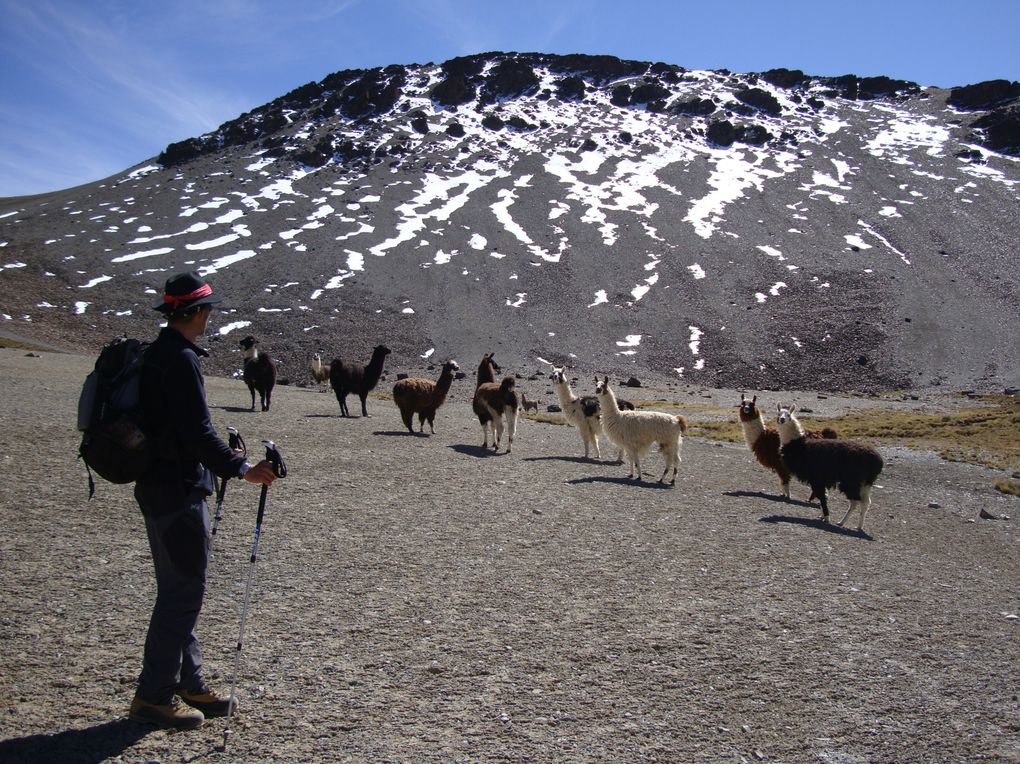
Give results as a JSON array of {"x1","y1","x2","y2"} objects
[{"x1": 1, "y1": 52, "x2": 1018, "y2": 393}]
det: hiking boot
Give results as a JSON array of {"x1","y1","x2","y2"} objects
[
  {"x1": 178, "y1": 685, "x2": 237, "y2": 718},
  {"x1": 129, "y1": 695, "x2": 204, "y2": 730}
]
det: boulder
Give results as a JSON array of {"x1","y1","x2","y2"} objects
[
  {"x1": 707, "y1": 120, "x2": 737, "y2": 146},
  {"x1": 432, "y1": 75, "x2": 475, "y2": 107},
  {"x1": 670, "y1": 97, "x2": 717, "y2": 116},
  {"x1": 735, "y1": 88, "x2": 783, "y2": 116},
  {"x1": 410, "y1": 114, "x2": 430, "y2": 134},
  {"x1": 555, "y1": 76, "x2": 586, "y2": 102}
]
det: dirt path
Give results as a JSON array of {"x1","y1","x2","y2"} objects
[{"x1": 1, "y1": 348, "x2": 1018, "y2": 763}]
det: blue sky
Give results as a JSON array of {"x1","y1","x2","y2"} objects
[{"x1": 2, "y1": 0, "x2": 1018, "y2": 198}]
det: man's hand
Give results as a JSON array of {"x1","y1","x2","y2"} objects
[{"x1": 242, "y1": 459, "x2": 279, "y2": 486}]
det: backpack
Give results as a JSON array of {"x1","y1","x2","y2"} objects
[{"x1": 77, "y1": 336, "x2": 153, "y2": 498}]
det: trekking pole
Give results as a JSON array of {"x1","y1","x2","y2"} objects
[
  {"x1": 221, "y1": 439, "x2": 287, "y2": 753},
  {"x1": 211, "y1": 427, "x2": 246, "y2": 547}
]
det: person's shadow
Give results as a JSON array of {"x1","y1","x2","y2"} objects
[{"x1": 0, "y1": 719, "x2": 151, "y2": 763}]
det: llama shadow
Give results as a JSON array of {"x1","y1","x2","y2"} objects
[
  {"x1": 724, "y1": 490, "x2": 815, "y2": 509},
  {"x1": 449, "y1": 444, "x2": 508, "y2": 458},
  {"x1": 374, "y1": 430, "x2": 428, "y2": 438},
  {"x1": 758, "y1": 514, "x2": 874, "y2": 540},
  {"x1": 524, "y1": 455, "x2": 602, "y2": 464},
  {"x1": 0, "y1": 719, "x2": 151, "y2": 764},
  {"x1": 567, "y1": 475, "x2": 675, "y2": 489},
  {"x1": 214, "y1": 404, "x2": 258, "y2": 414}
]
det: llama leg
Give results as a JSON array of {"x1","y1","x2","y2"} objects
[
  {"x1": 857, "y1": 485, "x2": 873, "y2": 531},
  {"x1": 494, "y1": 413, "x2": 506, "y2": 451},
  {"x1": 360, "y1": 393, "x2": 369, "y2": 417},
  {"x1": 593, "y1": 430, "x2": 602, "y2": 460},
  {"x1": 781, "y1": 478, "x2": 791, "y2": 500},
  {"x1": 400, "y1": 408, "x2": 414, "y2": 433},
  {"x1": 247, "y1": 383, "x2": 256, "y2": 411},
  {"x1": 506, "y1": 409, "x2": 517, "y2": 453},
  {"x1": 814, "y1": 486, "x2": 829, "y2": 522},
  {"x1": 837, "y1": 500, "x2": 856, "y2": 528}
]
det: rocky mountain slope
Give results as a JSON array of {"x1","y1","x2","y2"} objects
[{"x1": 1, "y1": 52, "x2": 1018, "y2": 392}]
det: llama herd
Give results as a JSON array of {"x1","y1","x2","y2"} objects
[{"x1": 239, "y1": 337, "x2": 885, "y2": 533}]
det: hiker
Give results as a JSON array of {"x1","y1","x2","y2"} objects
[{"x1": 128, "y1": 271, "x2": 278, "y2": 730}]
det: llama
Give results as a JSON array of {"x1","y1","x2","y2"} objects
[
  {"x1": 239, "y1": 336, "x2": 276, "y2": 412},
  {"x1": 550, "y1": 367, "x2": 605, "y2": 460},
  {"x1": 595, "y1": 376, "x2": 687, "y2": 484},
  {"x1": 310, "y1": 353, "x2": 331, "y2": 384},
  {"x1": 329, "y1": 344, "x2": 391, "y2": 417},
  {"x1": 520, "y1": 392, "x2": 540, "y2": 413},
  {"x1": 776, "y1": 404, "x2": 884, "y2": 531},
  {"x1": 472, "y1": 353, "x2": 519, "y2": 452},
  {"x1": 737, "y1": 394, "x2": 838, "y2": 499},
  {"x1": 392, "y1": 359, "x2": 459, "y2": 434}
]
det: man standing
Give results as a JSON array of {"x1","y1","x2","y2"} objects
[{"x1": 129, "y1": 272, "x2": 278, "y2": 730}]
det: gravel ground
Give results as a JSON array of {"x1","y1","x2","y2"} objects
[{"x1": 1, "y1": 348, "x2": 1018, "y2": 763}]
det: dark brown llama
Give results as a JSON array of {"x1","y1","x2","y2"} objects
[
  {"x1": 330, "y1": 344, "x2": 391, "y2": 417},
  {"x1": 239, "y1": 335, "x2": 276, "y2": 412}
]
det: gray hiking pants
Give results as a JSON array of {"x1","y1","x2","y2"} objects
[{"x1": 133, "y1": 481, "x2": 211, "y2": 704}]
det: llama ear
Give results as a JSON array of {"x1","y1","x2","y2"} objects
[
  {"x1": 740, "y1": 393, "x2": 746, "y2": 403},
  {"x1": 790, "y1": 404, "x2": 797, "y2": 413},
  {"x1": 776, "y1": 403, "x2": 782, "y2": 413},
  {"x1": 752, "y1": 395, "x2": 757, "y2": 405}
]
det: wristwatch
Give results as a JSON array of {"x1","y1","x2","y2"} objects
[{"x1": 238, "y1": 461, "x2": 252, "y2": 478}]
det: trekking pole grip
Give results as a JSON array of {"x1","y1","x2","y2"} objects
[{"x1": 254, "y1": 440, "x2": 286, "y2": 526}]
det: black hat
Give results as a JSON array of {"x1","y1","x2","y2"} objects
[{"x1": 152, "y1": 271, "x2": 223, "y2": 314}]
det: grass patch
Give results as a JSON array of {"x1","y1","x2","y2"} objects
[
  {"x1": 688, "y1": 394, "x2": 1020, "y2": 473},
  {"x1": 996, "y1": 479, "x2": 1020, "y2": 497}
]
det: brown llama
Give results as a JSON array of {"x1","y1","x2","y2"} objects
[
  {"x1": 392, "y1": 359, "x2": 459, "y2": 434},
  {"x1": 472, "y1": 353, "x2": 519, "y2": 452}
]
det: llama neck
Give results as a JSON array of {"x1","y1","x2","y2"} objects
[
  {"x1": 243, "y1": 347, "x2": 258, "y2": 362},
  {"x1": 553, "y1": 379, "x2": 577, "y2": 407},
  {"x1": 740, "y1": 414, "x2": 766, "y2": 450},
  {"x1": 776, "y1": 416, "x2": 804, "y2": 445},
  {"x1": 367, "y1": 351, "x2": 386, "y2": 377},
  {"x1": 434, "y1": 366, "x2": 455, "y2": 402},
  {"x1": 477, "y1": 364, "x2": 495, "y2": 387},
  {"x1": 598, "y1": 390, "x2": 622, "y2": 422}
]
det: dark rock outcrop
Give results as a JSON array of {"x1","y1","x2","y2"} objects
[
  {"x1": 481, "y1": 58, "x2": 540, "y2": 104},
  {"x1": 670, "y1": 97, "x2": 717, "y2": 116},
  {"x1": 948, "y1": 79, "x2": 1020, "y2": 111},
  {"x1": 761, "y1": 68, "x2": 809, "y2": 89},
  {"x1": 735, "y1": 88, "x2": 783, "y2": 116},
  {"x1": 432, "y1": 74, "x2": 475, "y2": 107},
  {"x1": 555, "y1": 76, "x2": 586, "y2": 102},
  {"x1": 971, "y1": 107, "x2": 1020, "y2": 155},
  {"x1": 707, "y1": 120, "x2": 737, "y2": 147}
]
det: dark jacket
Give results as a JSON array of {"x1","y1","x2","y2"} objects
[{"x1": 139, "y1": 327, "x2": 245, "y2": 494}]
